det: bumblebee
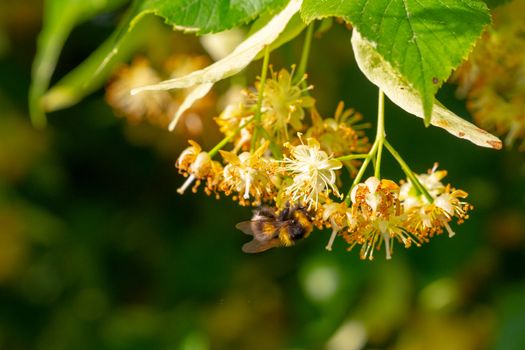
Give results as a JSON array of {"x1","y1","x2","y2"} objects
[{"x1": 236, "y1": 205, "x2": 313, "y2": 253}]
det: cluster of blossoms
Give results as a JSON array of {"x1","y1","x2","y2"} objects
[
  {"x1": 173, "y1": 66, "x2": 473, "y2": 259},
  {"x1": 325, "y1": 165, "x2": 472, "y2": 260},
  {"x1": 452, "y1": 0, "x2": 525, "y2": 149},
  {"x1": 176, "y1": 67, "x2": 367, "y2": 207}
]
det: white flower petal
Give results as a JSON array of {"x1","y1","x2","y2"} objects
[
  {"x1": 365, "y1": 192, "x2": 380, "y2": 212},
  {"x1": 350, "y1": 184, "x2": 361, "y2": 204},
  {"x1": 365, "y1": 177, "x2": 380, "y2": 194},
  {"x1": 402, "y1": 196, "x2": 421, "y2": 211},
  {"x1": 435, "y1": 193, "x2": 455, "y2": 216}
]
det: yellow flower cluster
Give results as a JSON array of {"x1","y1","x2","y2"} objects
[
  {"x1": 176, "y1": 68, "x2": 369, "y2": 208},
  {"x1": 325, "y1": 166, "x2": 472, "y2": 260},
  {"x1": 255, "y1": 68, "x2": 315, "y2": 144},
  {"x1": 306, "y1": 102, "x2": 370, "y2": 174},
  {"x1": 452, "y1": 0, "x2": 525, "y2": 149},
  {"x1": 173, "y1": 67, "x2": 472, "y2": 258}
]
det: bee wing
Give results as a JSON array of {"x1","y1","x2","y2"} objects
[
  {"x1": 236, "y1": 220, "x2": 280, "y2": 241},
  {"x1": 242, "y1": 238, "x2": 282, "y2": 254},
  {"x1": 235, "y1": 221, "x2": 255, "y2": 236}
]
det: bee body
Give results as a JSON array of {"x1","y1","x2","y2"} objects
[{"x1": 236, "y1": 205, "x2": 313, "y2": 253}]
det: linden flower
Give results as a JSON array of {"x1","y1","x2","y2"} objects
[
  {"x1": 176, "y1": 140, "x2": 202, "y2": 175},
  {"x1": 322, "y1": 201, "x2": 353, "y2": 251},
  {"x1": 345, "y1": 177, "x2": 422, "y2": 260},
  {"x1": 400, "y1": 165, "x2": 473, "y2": 238},
  {"x1": 424, "y1": 187, "x2": 472, "y2": 238},
  {"x1": 400, "y1": 163, "x2": 447, "y2": 210},
  {"x1": 216, "y1": 103, "x2": 248, "y2": 136},
  {"x1": 345, "y1": 214, "x2": 418, "y2": 260},
  {"x1": 215, "y1": 102, "x2": 253, "y2": 152},
  {"x1": 434, "y1": 189, "x2": 470, "y2": 220},
  {"x1": 283, "y1": 138, "x2": 342, "y2": 209},
  {"x1": 350, "y1": 177, "x2": 399, "y2": 216},
  {"x1": 106, "y1": 57, "x2": 172, "y2": 125},
  {"x1": 175, "y1": 141, "x2": 222, "y2": 195},
  {"x1": 306, "y1": 102, "x2": 370, "y2": 161},
  {"x1": 253, "y1": 68, "x2": 315, "y2": 143},
  {"x1": 220, "y1": 142, "x2": 276, "y2": 206},
  {"x1": 322, "y1": 202, "x2": 352, "y2": 229}
]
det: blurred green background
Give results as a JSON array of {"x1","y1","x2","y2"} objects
[{"x1": 1, "y1": 1, "x2": 525, "y2": 349}]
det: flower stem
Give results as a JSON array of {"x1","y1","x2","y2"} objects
[
  {"x1": 343, "y1": 89, "x2": 385, "y2": 205},
  {"x1": 209, "y1": 118, "x2": 254, "y2": 158},
  {"x1": 374, "y1": 90, "x2": 385, "y2": 179},
  {"x1": 335, "y1": 154, "x2": 368, "y2": 161},
  {"x1": 294, "y1": 23, "x2": 314, "y2": 87},
  {"x1": 383, "y1": 139, "x2": 434, "y2": 203},
  {"x1": 258, "y1": 127, "x2": 283, "y2": 159},
  {"x1": 344, "y1": 140, "x2": 379, "y2": 205},
  {"x1": 251, "y1": 45, "x2": 271, "y2": 152}
]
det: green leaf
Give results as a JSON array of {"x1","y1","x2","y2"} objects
[
  {"x1": 301, "y1": 0, "x2": 491, "y2": 126},
  {"x1": 107, "y1": 0, "x2": 289, "y2": 68},
  {"x1": 31, "y1": 0, "x2": 288, "y2": 126},
  {"x1": 43, "y1": 0, "x2": 291, "y2": 117},
  {"x1": 29, "y1": 0, "x2": 128, "y2": 127},
  {"x1": 143, "y1": 0, "x2": 288, "y2": 35},
  {"x1": 351, "y1": 29, "x2": 502, "y2": 150},
  {"x1": 42, "y1": 15, "x2": 166, "y2": 113}
]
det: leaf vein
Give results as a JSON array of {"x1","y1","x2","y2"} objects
[{"x1": 400, "y1": 0, "x2": 427, "y2": 98}]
